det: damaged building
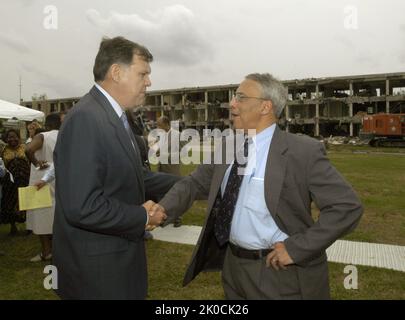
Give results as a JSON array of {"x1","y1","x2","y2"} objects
[{"x1": 21, "y1": 72, "x2": 405, "y2": 137}]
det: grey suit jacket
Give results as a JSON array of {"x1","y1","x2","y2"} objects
[
  {"x1": 160, "y1": 126, "x2": 363, "y2": 299},
  {"x1": 53, "y1": 86, "x2": 179, "y2": 299}
]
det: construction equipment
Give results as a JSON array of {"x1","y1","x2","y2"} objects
[{"x1": 359, "y1": 113, "x2": 405, "y2": 147}]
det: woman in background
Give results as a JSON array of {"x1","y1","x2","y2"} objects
[
  {"x1": 25, "y1": 120, "x2": 41, "y2": 144},
  {"x1": 0, "y1": 129, "x2": 30, "y2": 235},
  {"x1": 25, "y1": 114, "x2": 60, "y2": 261},
  {"x1": 0, "y1": 156, "x2": 5, "y2": 255}
]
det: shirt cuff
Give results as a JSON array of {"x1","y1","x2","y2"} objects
[{"x1": 144, "y1": 207, "x2": 149, "y2": 225}]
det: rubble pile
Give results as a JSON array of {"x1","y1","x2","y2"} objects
[{"x1": 326, "y1": 136, "x2": 369, "y2": 146}]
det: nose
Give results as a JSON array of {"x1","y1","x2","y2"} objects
[
  {"x1": 145, "y1": 75, "x2": 152, "y2": 87},
  {"x1": 229, "y1": 96, "x2": 237, "y2": 109}
]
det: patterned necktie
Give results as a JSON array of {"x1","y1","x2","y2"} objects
[{"x1": 214, "y1": 137, "x2": 250, "y2": 246}]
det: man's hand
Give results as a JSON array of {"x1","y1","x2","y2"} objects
[
  {"x1": 265, "y1": 242, "x2": 294, "y2": 270},
  {"x1": 142, "y1": 201, "x2": 167, "y2": 231},
  {"x1": 142, "y1": 200, "x2": 155, "y2": 212},
  {"x1": 34, "y1": 180, "x2": 47, "y2": 190}
]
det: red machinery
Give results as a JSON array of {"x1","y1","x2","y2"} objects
[{"x1": 360, "y1": 113, "x2": 405, "y2": 147}]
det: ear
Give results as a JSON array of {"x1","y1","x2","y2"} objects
[
  {"x1": 109, "y1": 63, "x2": 122, "y2": 83},
  {"x1": 261, "y1": 100, "x2": 273, "y2": 115}
]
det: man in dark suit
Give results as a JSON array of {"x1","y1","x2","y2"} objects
[
  {"x1": 53, "y1": 36, "x2": 178, "y2": 299},
  {"x1": 159, "y1": 73, "x2": 363, "y2": 299}
]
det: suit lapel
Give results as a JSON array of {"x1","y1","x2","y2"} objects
[
  {"x1": 207, "y1": 163, "x2": 228, "y2": 213},
  {"x1": 264, "y1": 126, "x2": 288, "y2": 218},
  {"x1": 89, "y1": 86, "x2": 144, "y2": 190}
]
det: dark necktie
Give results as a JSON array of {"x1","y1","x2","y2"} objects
[{"x1": 214, "y1": 138, "x2": 250, "y2": 246}]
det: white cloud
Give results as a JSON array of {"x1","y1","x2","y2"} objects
[
  {"x1": 21, "y1": 64, "x2": 86, "y2": 99},
  {"x1": 16, "y1": 0, "x2": 35, "y2": 7},
  {"x1": 0, "y1": 31, "x2": 31, "y2": 53},
  {"x1": 334, "y1": 35, "x2": 355, "y2": 50},
  {"x1": 86, "y1": 5, "x2": 214, "y2": 66},
  {"x1": 399, "y1": 24, "x2": 405, "y2": 64}
]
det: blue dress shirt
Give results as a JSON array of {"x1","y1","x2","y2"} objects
[{"x1": 221, "y1": 124, "x2": 288, "y2": 250}]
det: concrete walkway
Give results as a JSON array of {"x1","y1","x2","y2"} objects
[{"x1": 151, "y1": 225, "x2": 405, "y2": 272}]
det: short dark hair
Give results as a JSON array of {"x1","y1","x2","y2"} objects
[
  {"x1": 157, "y1": 116, "x2": 170, "y2": 127},
  {"x1": 45, "y1": 113, "x2": 61, "y2": 131},
  {"x1": 93, "y1": 36, "x2": 153, "y2": 82}
]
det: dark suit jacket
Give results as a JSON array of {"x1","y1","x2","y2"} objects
[
  {"x1": 160, "y1": 126, "x2": 363, "y2": 299},
  {"x1": 53, "y1": 86, "x2": 179, "y2": 299}
]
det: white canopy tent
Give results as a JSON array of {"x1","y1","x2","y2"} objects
[{"x1": 0, "y1": 99, "x2": 44, "y2": 121}]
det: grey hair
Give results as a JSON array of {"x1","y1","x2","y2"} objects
[{"x1": 245, "y1": 73, "x2": 288, "y2": 118}]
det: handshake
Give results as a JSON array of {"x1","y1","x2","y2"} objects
[{"x1": 142, "y1": 200, "x2": 167, "y2": 231}]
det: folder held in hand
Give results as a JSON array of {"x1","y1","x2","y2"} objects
[{"x1": 18, "y1": 185, "x2": 52, "y2": 211}]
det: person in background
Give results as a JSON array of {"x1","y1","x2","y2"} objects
[
  {"x1": 25, "y1": 120, "x2": 41, "y2": 144},
  {"x1": 25, "y1": 113, "x2": 61, "y2": 262},
  {"x1": 31, "y1": 110, "x2": 68, "y2": 192},
  {"x1": 0, "y1": 138, "x2": 6, "y2": 155},
  {"x1": 34, "y1": 163, "x2": 54, "y2": 190},
  {"x1": 59, "y1": 111, "x2": 67, "y2": 123},
  {"x1": 155, "y1": 116, "x2": 182, "y2": 227},
  {"x1": 0, "y1": 156, "x2": 5, "y2": 185},
  {"x1": 125, "y1": 111, "x2": 183, "y2": 239},
  {"x1": 0, "y1": 157, "x2": 4, "y2": 255},
  {"x1": 24, "y1": 126, "x2": 47, "y2": 236},
  {"x1": 0, "y1": 129, "x2": 30, "y2": 235}
]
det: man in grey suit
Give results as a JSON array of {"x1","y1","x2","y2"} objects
[
  {"x1": 53, "y1": 37, "x2": 177, "y2": 299},
  {"x1": 159, "y1": 73, "x2": 363, "y2": 299}
]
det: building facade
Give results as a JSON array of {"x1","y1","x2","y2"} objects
[{"x1": 21, "y1": 72, "x2": 405, "y2": 137}]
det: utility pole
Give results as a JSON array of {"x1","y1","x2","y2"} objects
[{"x1": 19, "y1": 76, "x2": 22, "y2": 103}]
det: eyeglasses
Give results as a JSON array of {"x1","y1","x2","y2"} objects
[{"x1": 233, "y1": 93, "x2": 267, "y2": 103}]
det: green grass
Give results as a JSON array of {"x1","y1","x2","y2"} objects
[
  {"x1": 0, "y1": 228, "x2": 57, "y2": 300},
  {"x1": 328, "y1": 152, "x2": 405, "y2": 245},
  {"x1": 0, "y1": 146, "x2": 404, "y2": 299},
  {"x1": 1, "y1": 231, "x2": 404, "y2": 300}
]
